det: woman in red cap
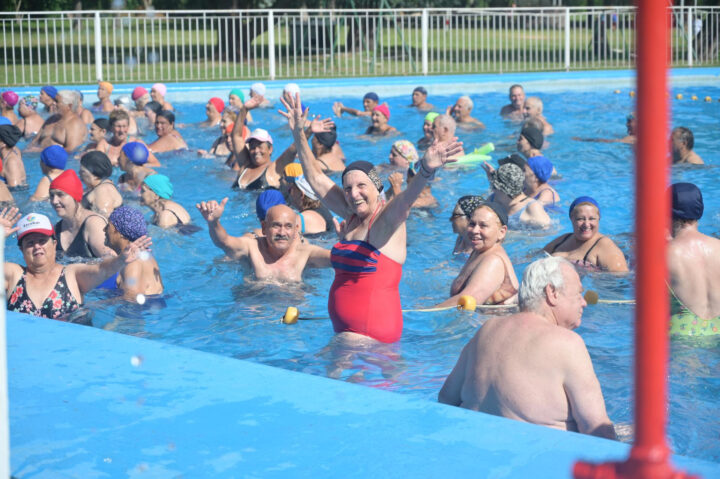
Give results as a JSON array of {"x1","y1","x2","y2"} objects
[
  {"x1": 200, "y1": 97, "x2": 224, "y2": 128},
  {"x1": 2, "y1": 208, "x2": 152, "y2": 321},
  {"x1": 49, "y1": 170, "x2": 114, "y2": 259},
  {"x1": 365, "y1": 103, "x2": 397, "y2": 136}
]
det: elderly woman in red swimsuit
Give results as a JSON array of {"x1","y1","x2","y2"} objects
[
  {"x1": 281, "y1": 93, "x2": 462, "y2": 343},
  {"x1": 435, "y1": 201, "x2": 519, "y2": 308},
  {"x1": 2, "y1": 210, "x2": 152, "y2": 321},
  {"x1": 543, "y1": 196, "x2": 628, "y2": 272}
]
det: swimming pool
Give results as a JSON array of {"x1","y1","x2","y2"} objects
[{"x1": 8, "y1": 69, "x2": 720, "y2": 463}]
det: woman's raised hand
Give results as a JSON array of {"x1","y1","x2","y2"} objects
[
  {"x1": 279, "y1": 93, "x2": 309, "y2": 136},
  {"x1": 424, "y1": 138, "x2": 463, "y2": 170},
  {"x1": 0, "y1": 207, "x2": 22, "y2": 238}
]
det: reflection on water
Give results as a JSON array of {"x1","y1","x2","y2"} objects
[{"x1": 8, "y1": 82, "x2": 720, "y2": 462}]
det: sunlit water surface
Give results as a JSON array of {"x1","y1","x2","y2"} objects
[{"x1": 9, "y1": 81, "x2": 720, "y2": 462}]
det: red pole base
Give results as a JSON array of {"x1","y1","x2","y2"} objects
[{"x1": 574, "y1": 457, "x2": 699, "y2": 479}]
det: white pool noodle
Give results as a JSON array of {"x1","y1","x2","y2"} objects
[{"x1": 0, "y1": 227, "x2": 8, "y2": 479}]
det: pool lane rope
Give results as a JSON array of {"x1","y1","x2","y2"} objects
[
  {"x1": 584, "y1": 290, "x2": 635, "y2": 305},
  {"x1": 281, "y1": 295, "x2": 514, "y2": 324}
]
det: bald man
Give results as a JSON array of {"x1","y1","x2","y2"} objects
[
  {"x1": 197, "y1": 199, "x2": 330, "y2": 282},
  {"x1": 523, "y1": 97, "x2": 553, "y2": 136},
  {"x1": 447, "y1": 96, "x2": 485, "y2": 130}
]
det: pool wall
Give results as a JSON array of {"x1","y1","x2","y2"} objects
[
  {"x1": 8, "y1": 312, "x2": 720, "y2": 478},
  {"x1": 9, "y1": 67, "x2": 720, "y2": 103}
]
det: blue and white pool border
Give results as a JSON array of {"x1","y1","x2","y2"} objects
[{"x1": 6, "y1": 67, "x2": 720, "y2": 102}]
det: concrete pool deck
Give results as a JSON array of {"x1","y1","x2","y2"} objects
[{"x1": 7, "y1": 312, "x2": 720, "y2": 478}]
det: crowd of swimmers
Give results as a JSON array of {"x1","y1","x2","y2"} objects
[{"x1": 0, "y1": 79, "x2": 716, "y2": 440}]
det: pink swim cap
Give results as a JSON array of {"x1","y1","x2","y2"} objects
[
  {"x1": 2, "y1": 91, "x2": 19, "y2": 107},
  {"x1": 131, "y1": 86, "x2": 148, "y2": 100},
  {"x1": 151, "y1": 83, "x2": 167, "y2": 97},
  {"x1": 373, "y1": 103, "x2": 390, "y2": 120}
]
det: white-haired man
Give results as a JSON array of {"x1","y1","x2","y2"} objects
[
  {"x1": 439, "y1": 256, "x2": 616, "y2": 439},
  {"x1": 523, "y1": 96, "x2": 553, "y2": 136},
  {"x1": 27, "y1": 90, "x2": 86, "y2": 152},
  {"x1": 433, "y1": 114, "x2": 465, "y2": 157},
  {"x1": 447, "y1": 96, "x2": 485, "y2": 130}
]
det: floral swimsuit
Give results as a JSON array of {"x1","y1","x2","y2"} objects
[{"x1": 7, "y1": 267, "x2": 81, "y2": 320}]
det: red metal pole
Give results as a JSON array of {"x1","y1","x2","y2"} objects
[{"x1": 574, "y1": 2, "x2": 699, "y2": 478}]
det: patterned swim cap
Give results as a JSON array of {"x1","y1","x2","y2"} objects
[
  {"x1": 21, "y1": 95, "x2": 39, "y2": 110},
  {"x1": 391, "y1": 140, "x2": 419, "y2": 164},
  {"x1": 492, "y1": 163, "x2": 525, "y2": 199},
  {"x1": 457, "y1": 195, "x2": 485, "y2": 218},
  {"x1": 109, "y1": 206, "x2": 148, "y2": 241}
]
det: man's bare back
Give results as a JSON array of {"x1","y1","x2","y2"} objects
[
  {"x1": 668, "y1": 228, "x2": 720, "y2": 320},
  {"x1": 439, "y1": 258, "x2": 615, "y2": 439},
  {"x1": 443, "y1": 313, "x2": 586, "y2": 431}
]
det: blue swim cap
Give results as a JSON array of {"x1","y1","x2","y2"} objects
[
  {"x1": 569, "y1": 196, "x2": 600, "y2": 217},
  {"x1": 363, "y1": 92, "x2": 379, "y2": 103},
  {"x1": 143, "y1": 174, "x2": 173, "y2": 199},
  {"x1": 671, "y1": 182, "x2": 703, "y2": 221},
  {"x1": 527, "y1": 155, "x2": 553, "y2": 183},
  {"x1": 122, "y1": 142, "x2": 149, "y2": 165},
  {"x1": 40, "y1": 144, "x2": 68, "y2": 170},
  {"x1": 0, "y1": 117, "x2": 11, "y2": 126},
  {"x1": 256, "y1": 189, "x2": 286, "y2": 221},
  {"x1": 41, "y1": 86, "x2": 58, "y2": 99}
]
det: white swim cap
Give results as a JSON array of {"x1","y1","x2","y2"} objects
[
  {"x1": 283, "y1": 83, "x2": 300, "y2": 96},
  {"x1": 251, "y1": 82, "x2": 266, "y2": 96}
]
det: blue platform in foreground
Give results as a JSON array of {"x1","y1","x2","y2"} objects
[{"x1": 8, "y1": 312, "x2": 720, "y2": 478}]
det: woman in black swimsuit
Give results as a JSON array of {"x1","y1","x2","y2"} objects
[
  {"x1": 140, "y1": 174, "x2": 192, "y2": 228},
  {"x1": 79, "y1": 151, "x2": 122, "y2": 216},
  {"x1": 3, "y1": 210, "x2": 152, "y2": 321},
  {"x1": 543, "y1": 196, "x2": 628, "y2": 272},
  {"x1": 230, "y1": 96, "x2": 334, "y2": 190},
  {"x1": 49, "y1": 170, "x2": 114, "y2": 259},
  {"x1": 0, "y1": 122, "x2": 27, "y2": 188}
]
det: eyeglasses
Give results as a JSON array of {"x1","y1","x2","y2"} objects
[{"x1": 449, "y1": 213, "x2": 465, "y2": 221}]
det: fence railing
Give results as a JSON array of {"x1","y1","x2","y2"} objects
[{"x1": 1, "y1": 7, "x2": 718, "y2": 86}]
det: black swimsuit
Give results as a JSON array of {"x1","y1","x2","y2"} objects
[
  {"x1": 55, "y1": 215, "x2": 107, "y2": 259},
  {"x1": 550, "y1": 233, "x2": 605, "y2": 265},
  {"x1": 236, "y1": 167, "x2": 270, "y2": 191}
]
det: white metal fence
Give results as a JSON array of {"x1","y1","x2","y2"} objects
[{"x1": 1, "y1": 7, "x2": 718, "y2": 86}]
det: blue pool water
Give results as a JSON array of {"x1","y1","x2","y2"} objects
[{"x1": 7, "y1": 70, "x2": 720, "y2": 463}]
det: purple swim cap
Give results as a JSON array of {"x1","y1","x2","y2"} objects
[{"x1": 109, "y1": 206, "x2": 148, "y2": 241}]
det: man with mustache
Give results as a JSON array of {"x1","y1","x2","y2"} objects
[{"x1": 196, "y1": 200, "x2": 330, "y2": 282}]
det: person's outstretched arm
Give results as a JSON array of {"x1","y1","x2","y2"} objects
[
  {"x1": 370, "y1": 139, "x2": 462, "y2": 249},
  {"x1": 280, "y1": 93, "x2": 351, "y2": 219},
  {"x1": 196, "y1": 197, "x2": 250, "y2": 259},
  {"x1": 73, "y1": 236, "x2": 153, "y2": 294}
]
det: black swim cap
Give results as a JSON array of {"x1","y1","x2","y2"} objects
[
  {"x1": 671, "y1": 182, "x2": 703, "y2": 221},
  {"x1": 93, "y1": 118, "x2": 110, "y2": 131},
  {"x1": 342, "y1": 160, "x2": 383, "y2": 193},
  {"x1": 498, "y1": 153, "x2": 527, "y2": 171},
  {"x1": 478, "y1": 201, "x2": 508, "y2": 227},
  {"x1": 315, "y1": 127, "x2": 337, "y2": 149},
  {"x1": 81, "y1": 151, "x2": 113, "y2": 180},
  {"x1": 521, "y1": 124, "x2": 544, "y2": 150}
]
